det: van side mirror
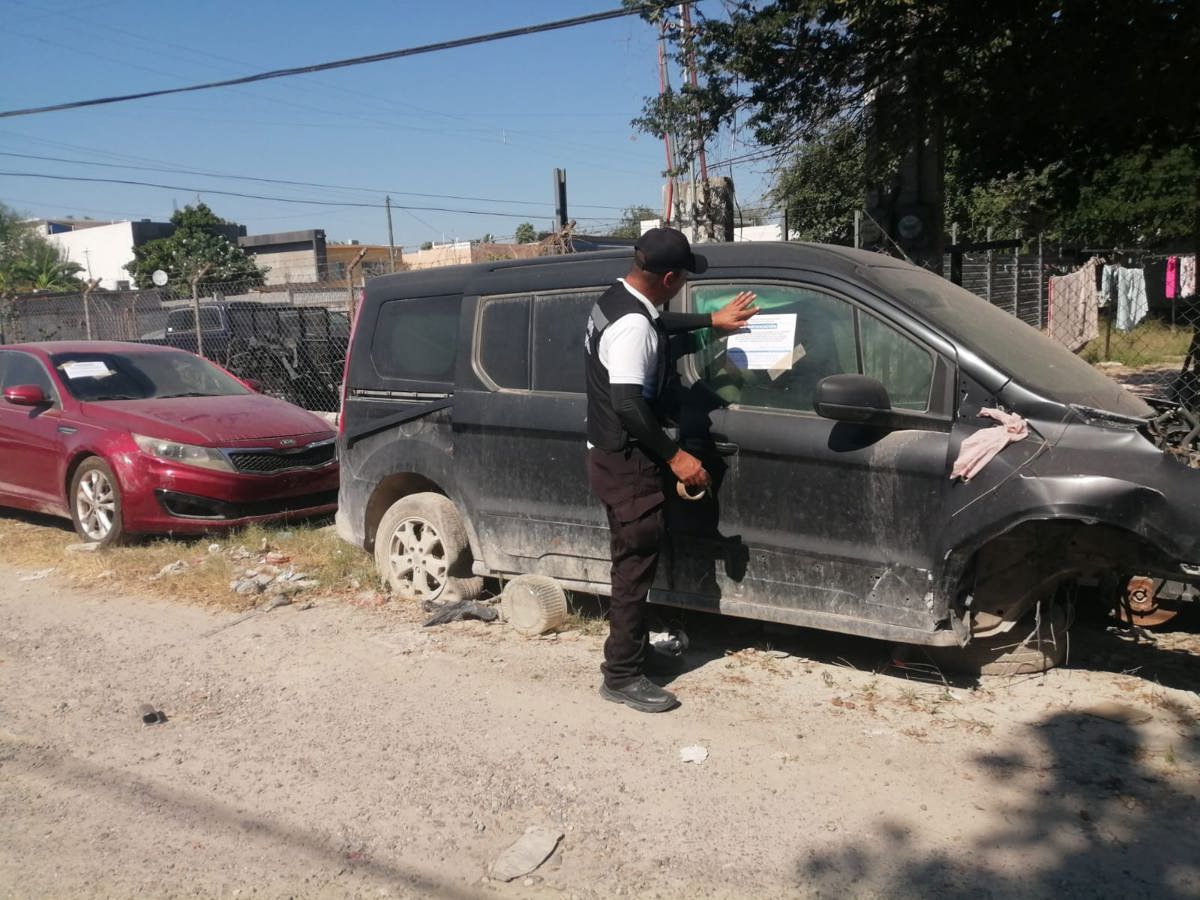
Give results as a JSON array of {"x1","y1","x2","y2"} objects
[
  {"x1": 4, "y1": 384, "x2": 49, "y2": 406},
  {"x1": 813, "y1": 374, "x2": 891, "y2": 423}
]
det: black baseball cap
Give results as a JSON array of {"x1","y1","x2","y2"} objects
[{"x1": 634, "y1": 227, "x2": 708, "y2": 274}]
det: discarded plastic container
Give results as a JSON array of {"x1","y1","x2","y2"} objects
[{"x1": 138, "y1": 704, "x2": 167, "y2": 726}]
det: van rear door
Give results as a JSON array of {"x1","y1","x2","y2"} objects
[{"x1": 452, "y1": 268, "x2": 620, "y2": 584}]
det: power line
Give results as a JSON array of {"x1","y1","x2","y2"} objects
[
  {"x1": 0, "y1": 5, "x2": 675, "y2": 119},
  {"x1": 0, "y1": 170, "x2": 617, "y2": 221},
  {"x1": 0, "y1": 150, "x2": 636, "y2": 211}
]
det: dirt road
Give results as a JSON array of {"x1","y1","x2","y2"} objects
[{"x1": 2, "y1": 568, "x2": 1199, "y2": 899}]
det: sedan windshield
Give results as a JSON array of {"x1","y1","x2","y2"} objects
[{"x1": 50, "y1": 350, "x2": 252, "y2": 402}]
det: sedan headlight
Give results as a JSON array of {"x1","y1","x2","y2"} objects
[{"x1": 133, "y1": 433, "x2": 235, "y2": 472}]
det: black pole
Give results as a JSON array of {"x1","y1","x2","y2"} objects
[{"x1": 553, "y1": 168, "x2": 567, "y2": 231}]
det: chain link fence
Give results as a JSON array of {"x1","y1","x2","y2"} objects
[
  {"x1": 0, "y1": 281, "x2": 349, "y2": 413},
  {"x1": 4, "y1": 248, "x2": 1197, "y2": 418},
  {"x1": 948, "y1": 244, "x2": 1199, "y2": 411}
]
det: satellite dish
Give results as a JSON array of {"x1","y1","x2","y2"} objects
[{"x1": 151, "y1": 269, "x2": 169, "y2": 287}]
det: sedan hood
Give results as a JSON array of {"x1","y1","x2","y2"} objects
[{"x1": 79, "y1": 395, "x2": 335, "y2": 446}]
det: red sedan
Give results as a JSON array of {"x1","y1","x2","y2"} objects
[{"x1": 0, "y1": 341, "x2": 339, "y2": 545}]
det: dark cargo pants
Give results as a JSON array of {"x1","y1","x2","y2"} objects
[{"x1": 587, "y1": 445, "x2": 666, "y2": 688}]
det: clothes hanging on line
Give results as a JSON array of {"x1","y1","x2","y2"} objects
[
  {"x1": 1181, "y1": 256, "x2": 1197, "y2": 299},
  {"x1": 1115, "y1": 267, "x2": 1148, "y2": 332},
  {"x1": 1167, "y1": 256, "x2": 1179, "y2": 299},
  {"x1": 1100, "y1": 264, "x2": 1117, "y2": 308},
  {"x1": 1047, "y1": 257, "x2": 1100, "y2": 351}
]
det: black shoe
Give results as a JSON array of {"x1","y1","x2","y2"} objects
[
  {"x1": 600, "y1": 676, "x2": 679, "y2": 713},
  {"x1": 643, "y1": 647, "x2": 685, "y2": 677}
]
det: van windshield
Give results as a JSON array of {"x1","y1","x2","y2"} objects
[{"x1": 863, "y1": 264, "x2": 1152, "y2": 417}]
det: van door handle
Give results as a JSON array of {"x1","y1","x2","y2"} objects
[{"x1": 713, "y1": 440, "x2": 739, "y2": 456}]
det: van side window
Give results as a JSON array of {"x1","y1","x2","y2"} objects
[
  {"x1": 532, "y1": 289, "x2": 602, "y2": 394},
  {"x1": 372, "y1": 296, "x2": 459, "y2": 383},
  {"x1": 859, "y1": 313, "x2": 934, "y2": 410},
  {"x1": 692, "y1": 283, "x2": 856, "y2": 412},
  {"x1": 692, "y1": 283, "x2": 936, "y2": 413},
  {"x1": 478, "y1": 295, "x2": 531, "y2": 389}
]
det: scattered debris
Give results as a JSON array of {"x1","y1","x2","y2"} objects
[
  {"x1": 679, "y1": 745, "x2": 709, "y2": 764},
  {"x1": 423, "y1": 599, "x2": 499, "y2": 627},
  {"x1": 138, "y1": 703, "x2": 167, "y2": 726},
  {"x1": 264, "y1": 551, "x2": 291, "y2": 565},
  {"x1": 489, "y1": 826, "x2": 563, "y2": 882},
  {"x1": 650, "y1": 628, "x2": 689, "y2": 654},
  {"x1": 148, "y1": 560, "x2": 188, "y2": 581},
  {"x1": 19, "y1": 568, "x2": 56, "y2": 581},
  {"x1": 207, "y1": 543, "x2": 221, "y2": 555},
  {"x1": 228, "y1": 564, "x2": 318, "y2": 597},
  {"x1": 65, "y1": 542, "x2": 100, "y2": 554}
]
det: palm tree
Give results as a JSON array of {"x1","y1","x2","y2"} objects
[{"x1": 14, "y1": 243, "x2": 83, "y2": 292}]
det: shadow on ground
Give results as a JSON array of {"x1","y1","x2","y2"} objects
[
  {"x1": 561, "y1": 596, "x2": 1200, "y2": 695},
  {"x1": 792, "y1": 706, "x2": 1200, "y2": 898}
]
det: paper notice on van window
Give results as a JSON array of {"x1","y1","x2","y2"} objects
[
  {"x1": 724, "y1": 314, "x2": 798, "y2": 371},
  {"x1": 61, "y1": 361, "x2": 112, "y2": 380}
]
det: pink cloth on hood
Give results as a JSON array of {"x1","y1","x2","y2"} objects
[{"x1": 950, "y1": 408, "x2": 1029, "y2": 481}]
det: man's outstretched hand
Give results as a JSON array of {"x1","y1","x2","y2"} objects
[{"x1": 710, "y1": 291, "x2": 758, "y2": 332}]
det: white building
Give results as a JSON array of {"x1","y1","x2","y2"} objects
[{"x1": 38, "y1": 218, "x2": 243, "y2": 291}]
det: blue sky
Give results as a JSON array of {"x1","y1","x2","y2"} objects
[{"x1": 0, "y1": 0, "x2": 772, "y2": 251}]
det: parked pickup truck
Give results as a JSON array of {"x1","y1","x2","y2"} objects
[{"x1": 143, "y1": 301, "x2": 349, "y2": 411}]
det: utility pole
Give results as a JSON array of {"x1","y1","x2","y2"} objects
[
  {"x1": 385, "y1": 195, "x2": 397, "y2": 273},
  {"x1": 553, "y1": 168, "x2": 568, "y2": 231},
  {"x1": 346, "y1": 248, "x2": 368, "y2": 320}
]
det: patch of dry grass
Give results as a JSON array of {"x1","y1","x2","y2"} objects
[
  {"x1": 1080, "y1": 319, "x2": 1193, "y2": 367},
  {"x1": 0, "y1": 513, "x2": 378, "y2": 612}
]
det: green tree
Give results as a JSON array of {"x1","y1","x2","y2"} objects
[
  {"x1": 13, "y1": 242, "x2": 83, "y2": 292},
  {"x1": 771, "y1": 124, "x2": 865, "y2": 244},
  {"x1": 514, "y1": 222, "x2": 538, "y2": 244},
  {"x1": 632, "y1": 1, "x2": 1197, "y2": 249},
  {"x1": 0, "y1": 201, "x2": 83, "y2": 294},
  {"x1": 419, "y1": 241, "x2": 433, "y2": 251},
  {"x1": 125, "y1": 203, "x2": 266, "y2": 291},
  {"x1": 610, "y1": 206, "x2": 659, "y2": 239},
  {"x1": 1058, "y1": 147, "x2": 1198, "y2": 249},
  {"x1": 476, "y1": 233, "x2": 495, "y2": 245}
]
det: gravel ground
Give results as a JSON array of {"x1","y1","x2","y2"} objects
[{"x1": 1, "y1": 567, "x2": 1199, "y2": 899}]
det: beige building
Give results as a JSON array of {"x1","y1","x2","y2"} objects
[{"x1": 404, "y1": 240, "x2": 546, "y2": 271}]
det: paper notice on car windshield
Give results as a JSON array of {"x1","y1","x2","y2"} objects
[
  {"x1": 61, "y1": 361, "x2": 113, "y2": 380},
  {"x1": 725, "y1": 313, "x2": 798, "y2": 371}
]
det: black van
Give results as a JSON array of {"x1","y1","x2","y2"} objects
[{"x1": 336, "y1": 242, "x2": 1200, "y2": 666}]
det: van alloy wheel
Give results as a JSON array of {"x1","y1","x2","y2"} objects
[
  {"x1": 373, "y1": 493, "x2": 483, "y2": 604},
  {"x1": 387, "y1": 517, "x2": 449, "y2": 600}
]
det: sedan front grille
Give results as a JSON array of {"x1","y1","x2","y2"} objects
[{"x1": 227, "y1": 441, "x2": 336, "y2": 474}]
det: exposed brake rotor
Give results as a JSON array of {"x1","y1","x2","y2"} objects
[{"x1": 1117, "y1": 575, "x2": 1180, "y2": 628}]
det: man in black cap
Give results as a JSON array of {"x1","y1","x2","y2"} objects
[{"x1": 584, "y1": 227, "x2": 757, "y2": 712}]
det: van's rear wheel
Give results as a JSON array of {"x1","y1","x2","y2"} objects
[
  {"x1": 374, "y1": 493, "x2": 482, "y2": 604},
  {"x1": 931, "y1": 604, "x2": 1069, "y2": 676}
]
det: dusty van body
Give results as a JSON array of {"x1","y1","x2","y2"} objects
[{"x1": 336, "y1": 243, "x2": 1200, "y2": 652}]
